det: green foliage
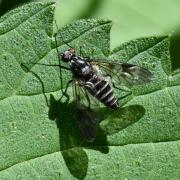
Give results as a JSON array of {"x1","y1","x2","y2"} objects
[
  {"x1": 0, "y1": 2, "x2": 179, "y2": 179},
  {"x1": 56, "y1": 0, "x2": 180, "y2": 70},
  {"x1": 56, "y1": 0, "x2": 180, "y2": 45}
]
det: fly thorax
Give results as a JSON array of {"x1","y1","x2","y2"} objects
[{"x1": 70, "y1": 58, "x2": 93, "y2": 78}]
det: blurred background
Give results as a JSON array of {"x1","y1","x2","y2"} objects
[
  {"x1": 55, "y1": 0, "x2": 180, "y2": 70},
  {"x1": 1, "y1": 0, "x2": 180, "y2": 70}
]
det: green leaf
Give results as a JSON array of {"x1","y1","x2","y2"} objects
[{"x1": 0, "y1": 2, "x2": 180, "y2": 179}]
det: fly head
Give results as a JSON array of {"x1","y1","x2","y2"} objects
[{"x1": 62, "y1": 48, "x2": 75, "y2": 62}]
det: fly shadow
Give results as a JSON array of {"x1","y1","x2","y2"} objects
[
  {"x1": 21, "y1": 63, "x2": 49, "y2": 105},
  {"x1": 48, "y1": 95, "x2": 108, "y2": 180},
  {"x1": 21, "y1": 63, "x2": 145, "y2": 180},
  {"x1": 48, "y1": 94, "x2": 145, "y2": 179}
]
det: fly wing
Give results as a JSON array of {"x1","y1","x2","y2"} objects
[
  {"x1": 91, "y1": 60, "x2": 153, "y2": 87},
  {"x1": 73, "y1": 79, "x2": 100, "y2": 142}
]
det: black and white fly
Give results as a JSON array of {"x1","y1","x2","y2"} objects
[
  {"x1": 56, "y1": 46, "x2": 153, "y2": 142},
  {"x1": 27, "y1": 31, "x2": 153, "y2": 142}
]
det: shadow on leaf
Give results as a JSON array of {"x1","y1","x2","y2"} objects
[
  {"x1": 170, "y1": 29, "x2": 180, "y2": 70},
  {"x1": 48, "y1": 95, "x2": 145, "y2": 179},
  {"x1": 21, "y1": 63, "x2": 49, "y2": 106},
  {"x1": 48, "y1": 95, "x2": 109, "y2": 179},
  {"x1": 100, "y1": 105, "x2": 145, "y2": 135},
  {"x1": 49, "y1": 95, "x2": 89, "y2": 179},
  {"x1": 62, "y1": 147, "x2": 88, "y2": 180},
  {"x1": 21, "y1": 64, "x2": 145, "y2": 179}
]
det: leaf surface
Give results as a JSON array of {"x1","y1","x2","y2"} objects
[{"x1": 0, "y1": 2, "x2": 180, "y2": 179}]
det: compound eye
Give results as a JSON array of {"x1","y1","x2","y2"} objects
[{"x1": 62, "y1": 51, "x2": 71, "y2": 61}]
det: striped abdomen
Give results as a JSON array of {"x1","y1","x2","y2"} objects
[{"x1": 85, "y1": 74, "x2": 119, "y2": 109}]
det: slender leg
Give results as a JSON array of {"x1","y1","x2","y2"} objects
[
  {"x1": 105, "y1": 74, "x2": 132, "y2": 94},
  {"x1": 54, "y1": 32, "x2": 64, "y2": 92},
  {"x1": 112, "y1": 82, "x2": 132, "y2": 100},
  {"x1": 59, "y1": 79, "x2": 73, "y2": 101},
  {"x1": 79, "y1": 46, "x2": 90, "y2": 59},
  {"x1": 118, "y1": 91, "x2": 132, "y2": 101},
  {"x1": 80, "y1": 46, "x2": 82, "y2": 56},
  {"x1": 54, "y1": 20, "x2": 72, "y2": 94},
  {"x1": 104, "y1": 73, "x2": 132, "y2": 97},
  {"x1": 63, "y1": 80, "x2": 73, "y2": 94},
  {"x1": 85, "y1": 90, "x2": 91, "y2": 108},
  {"x1": 21, "y1": 62, "x2": 70, "y2": 71},
  {"x1": 112, "y1": 82, "x2": 131, "y2": 93},
  {"x1": 54, "y1": 20, "x2": 72, "y2": 48}
]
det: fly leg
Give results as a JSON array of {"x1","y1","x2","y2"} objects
[
  {"x1": 106, "y1": 73, "x2": 132, "y2": 100},
  {"x1": 79, "y1": 46, "x2": 83, "y2": 56},
  {"x1": 85, "y1": 90, "x2": 91, "y2": 109},
  {"x1": 79, "y1": 82, "x2": 92, "y2": 108},
  {"x1": 112, "y1": 82, "x2": 132, "y2": 100},
  {"x1": 59, "y1": 80, "x2": 73, "y2": 101},
  {"x1": 79, "y1": 46, "x2": 90, "y2": 59},
  {"x1": 54, "y1": 22, "x2": 72, "y2": 102}
]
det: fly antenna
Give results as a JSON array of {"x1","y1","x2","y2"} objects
[
  {"x1": 54, "y1": 20, "x2": 73, "y2": 48},
  {"x1": 54, "y1": 20, "x2": 63, "y2": 90},
  {"x1": 54, "y1": 19, "x2": 73, "y2": 91},
  {"x1": 20, "y1": 62, "x2": 70, "y2": 71}
]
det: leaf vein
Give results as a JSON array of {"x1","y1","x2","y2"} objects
[{"x1": 1, "y1": 140, "x2": 180, "y2": 172}]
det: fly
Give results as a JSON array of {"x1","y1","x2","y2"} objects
[
  {"x1": 62, "y1": 48, "x2": 119, "y2": 109},
  {"x1": 24, "y1": 28, "x2": 153, "y2": 142},
  {"x1": 58, "y1": 47, "x2": 153, "y2": 142}
]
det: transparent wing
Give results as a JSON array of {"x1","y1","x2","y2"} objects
[
  {"x1": 72, "y1": 79, "x2": 100, "y2": 142},
  {"x1": 90, "y1": 60, "x2": 153, "y2": 87}
]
